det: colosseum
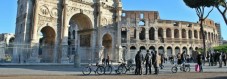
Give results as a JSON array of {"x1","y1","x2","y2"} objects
[
  {"x1": 119, "y1": 11, "x2": 221, "y2": 62},
  {"x1": 11, "y1": 0, "x2": 221, "y2": 65}
]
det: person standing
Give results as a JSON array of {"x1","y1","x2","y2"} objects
[
  {"x1": 222, "y1": 52, "x2": 227, "y2": 66},
  {"x1": 197, "y1": 52, "x2": 203, "y2": 72},
  {"x1": 152, "y1": 51, "x2": 160, "y2": 75},
  {"x1": 135, "y1": 50, "x2": 143, "y2": 75},
  {"x1": 144, "y1": 50, "x2": 152, "y2": 75},
  {"x1": 177, "y1": 53, "x2": 182, "y2": 65}
]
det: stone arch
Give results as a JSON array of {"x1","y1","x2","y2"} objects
[
  {"x1": 182, "y1": 47, "x2": 187, "y2": 54},
  {"x1": 67, "y1": 12, "x2": 94, "y2": 29},
  {"x1": 139, "y1": 27, "x2": 146, "y2": 40},
  {"x1": 102, "y1": 33, "x2": 113, "y2": 60},
  {"x1": 174, "y1": 29, "x2": 179, "y2": 38},
  {"x1": 199, "y1": 31, "x2": 202, "y2": 39},
  {"x1": 38, "y1": 26, "x2": 56, "y2": 63},
  {"x1": 208, "y1": 32, "x2": 211, "y2": 41},
  {"x1": 158, "y1": 46, "x2": 164, "y2": 54},
  {"x1": 167, "y1": 46, "x2": 172, "y2": 57},
  {"x1": 158, "y1": 28, "x2": 163, "y2": 38},
  {"x1": 166, "y1": 28, "x2": 171, "y2": 38},
  {"x1": 68, "y1": 13, "x2": 94, "y2": 63},
  {"x1": 182, "y1": 29, "x2": 186, "y2": 38},
  {"x1": 194, "y1": 30, "x2": 198, "y2": 39},
  {"x1": 149, "y1": 27, "x2": 155, "y2": 40},
  {"x1": 175, "y1": 46, "x2": 180, "y2": 54},
  {"x1": 149, "y1": 46, "x2": 156, "y2": 52},
  {"x1": 188, "y1": 30, "x2": 192, "y2": 39}
]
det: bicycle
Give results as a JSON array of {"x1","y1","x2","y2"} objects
[
  {"x1": 171, "y1": 63, "x2": 190, "y2": 73},
  {"x1": 82, "y1": 63, "x2": 105, "y2": 75},
  {"x1": 117, "y1": 60, "x2": 135, "y2": 74}
]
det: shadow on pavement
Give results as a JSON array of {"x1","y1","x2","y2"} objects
[
  {"x1": 204, "y1": 76, "x2": 227, "y2": 79},
  {"x1": 0, "y1": 65, "x2": 82, "y2": 72}
]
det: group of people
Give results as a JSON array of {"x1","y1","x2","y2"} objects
[{"x1": 135, "y1": 50, "x2": 163, "y2": 75}]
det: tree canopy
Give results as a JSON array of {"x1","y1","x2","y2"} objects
[{"x1": 183, "y1": 0, "x2": 216, "y2": 8}]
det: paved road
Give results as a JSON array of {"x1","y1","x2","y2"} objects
[{"x1": 0, "y1": 63, "x2": 226, "y2": 76}]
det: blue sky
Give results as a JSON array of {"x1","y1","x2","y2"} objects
[{"x1": 0, "y1": 0, "x2": 226, "y2": 40}]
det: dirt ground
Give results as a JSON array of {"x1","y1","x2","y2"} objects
[{"x1": 0, "y1": 72, "x2": 227, "y2": 79}]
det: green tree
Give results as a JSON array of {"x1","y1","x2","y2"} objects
[
  {"x1": 214, "y1": 0, "x2": 227, "y2": 25},
  {"x1": 183, "y1": 0, "x2": 215, "y2": 56}
]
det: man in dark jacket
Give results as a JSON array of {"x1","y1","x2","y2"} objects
[
  {"x1": 144, "y1": 50, "x2": 152, "y2": 75},
  {"x1": 135, "y1": 50, "x2": 144, "y2": 75}
]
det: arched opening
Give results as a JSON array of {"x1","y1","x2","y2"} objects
[
  {"x1": 158, "y1": 46, "x2": 164, "y2": 55},
  {"x1": 167, "y1": 46, "x2": 172, "y2": 57},
  {"x1": 166, "y1": 28, "x2": 171, "y2": 38},
  {"x1": 149, "y1": 46, "x2": 156, "y2": 53},
  {"x1": 121, "y1": 27, "x2": 127, "y2": 43},
  {"x1": 140, "y1": 46, "x2": 146, "y2": 55},
  {"x1": 158, "y1": 28, "x2": 164, "y2": 42},
  {"x1": 174, "y1": 29, "x2": 179, "y2": 38},
  {"x1": 39, "y1": 26, "x2": 56, "y2": 63},
  {"x1": 139, "y1": 20, "x2": 145, "y2": 26},
  {"x1": 130, "y1": 46, "x2": 137, "y2": 63},
  {"x1": 211, "y1": 33, "x2": 213, "y2": 42},
  {"x1": 200, "y1": 31, "x2": 202, "y2": 39},
  {"x1": 194, "y1": 30, "x2": 198, "y2": 39},
  {"x1": 175, "y1": 47, "x2": 180, "y2": 55},
  {"x1": 149, "y1": 27, "x2": 155, "y2": 40},
  {"x1": 182, "y1": 47, "x2": 187, "y2": 54},
  {"x1": 188, "y1": 30, "x2": 192, "y2": 39},
  {"x1": 195, "y1": 47, "x2": 199, "y2": 51},
  {"x1": 102, "y1": 34, "x2": 112, "y2": 61},
  {"x1": 139, "y1": 27, "x2": 146, "y2": 40},
  {"x1": 68, "y1": 13, "x2": 93, "y2": 63},
  {"x1": 204, "y1": 31, "x2": 207, "y2": 40},
  {"x1": 182, "y1": 29, "x2": 186, "y2": 38}
]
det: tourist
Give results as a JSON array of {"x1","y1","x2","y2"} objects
[
  {"x1": 222, "y1": 52, "x2": 226, "y2": 66},
  {"x1": 177, "y1": 53, "x2": 182, "y2": 65},
  {"x1": 144, "y1": 50, "x2": 152, "y2": 75},
  {"x1": 152, "y1": 51, "x2": 160, "y2": 75},
  {"x1": 106, "y1": 55, "x2": 110, "y2": 66},
  {"x1": 197, "y1": 52, "x2": 203, "y2": 72},
  {"x1": 135, "y1": 50, "x2": 143, "y2": 75}
]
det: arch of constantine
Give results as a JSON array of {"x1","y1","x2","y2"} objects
[{"x1": 13, "y1": 0, "x2": 221, "y2": 65}]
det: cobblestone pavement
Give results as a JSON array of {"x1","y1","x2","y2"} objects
[{"x1": 0, "y1": 63, "x2": 226, "y2": 79}]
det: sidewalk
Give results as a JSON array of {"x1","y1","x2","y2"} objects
[{"x1": 0, "y1": 63, "x2": 226, "y2": 76}]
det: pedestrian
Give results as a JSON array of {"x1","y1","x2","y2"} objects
[
  {"x1": 152, "y1": 51, "x2": 160, "y2": 75},
  {"x1": 144, "y1": 50, "x2": 152, "y2": 75},
  {"x1": 135, "y1": 50, "x2": 143, "y2": 75},
  {"x1": 177, "y1": 53, "x2": 182, "y2": 65},
  {"x1": 160, "y1": 54, "x2": 164, "y2": 69},
  {"x1": 135, "y1": 51, "x2": 139, "y2": 75},
  {"x1": 222, "y1": 52, "x2": 227, "y2": 66},
  {"x1": 106, "y1": 55, "x2": 110, "y2": 66},
  {"x1": 181, "y1": 51, "x2": 186, "y2": 64},
  {"x1": 197, "y1": 52, "x2": 203, "y2": 72},
  {"x1": 219, "y1": 52, "x2": 223, "y2": 68}
]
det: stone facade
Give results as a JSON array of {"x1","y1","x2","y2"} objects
[
  {"x1": 14, "y1": 0, "x2": 221, "y2": 64},
  {"x1": 120, "y1": 11, "x2": 221, "y2": 62},
  {"x1": 14, "y1": 0, "x2": 122, "y2": 64}
]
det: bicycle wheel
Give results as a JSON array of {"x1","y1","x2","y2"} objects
[
  {"x1": 105, "y1": 65, "x2": 112, "y2": 74},
  {"x1": 184, "y1": 67, "x2": 190, "y2": 72},
  {"x1": 118, "y1": 65, "x2": 127, "y2": 74},
  {"x1": 96, "y1": 66, "x2": 105, "y2": 75},
  {"x1": 128, "y1": 65, "x2": 136, "y2": 73},
  {"x1": 82, "y1": 66, "x2": 91, "y2": 75},
  {"x1": 171, "y1": 66, "x2": 178, "y2": 73}
]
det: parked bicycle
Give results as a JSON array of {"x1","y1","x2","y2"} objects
[
  {"x1": 171, "y1": 63, "x2": 190, "y2": 73},
  {"x1": 117, "y1": 60, "x2": 135, "y2": 74},
  {"x1": 82, "y1": 62, "x2": 105, "y2": 75}
]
